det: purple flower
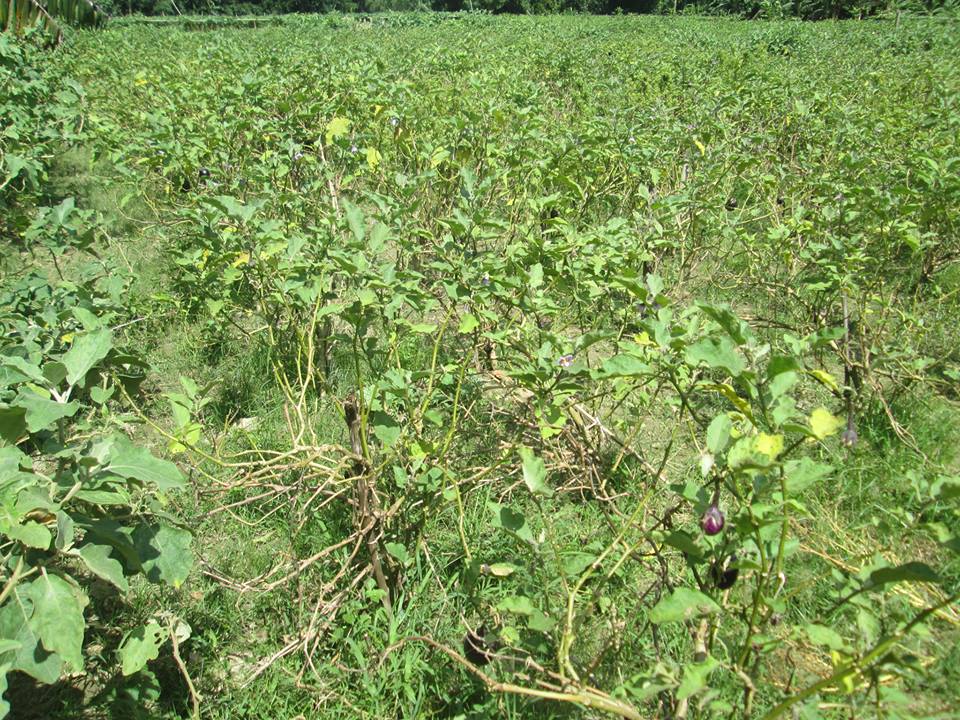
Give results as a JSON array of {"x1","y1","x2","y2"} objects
[
  {"x1": 350, "y1": 144, "x2": 358, "y2": 154},
  {"x1": 390, "y1": 116, "x2": 400, "y2": 127},
  {"x1": 480, "y1": 273, "x2": 491, "y2": 287},
  {"x1": 293, "y1": 152, "x2": 304, "y2": 161},
  {"x1": 558, "y1": 354, "x2": 575, "y2": 369},
  {"x1": 701, "y1": 504, "x2": 725, "y2": 536}
]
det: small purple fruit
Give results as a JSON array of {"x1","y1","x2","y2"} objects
[
  {"x1": 711, "y1": 554, "x2": 739, "y2": 589},
  {"x1": 701, "y1": 504, "x2": 725, "y2": 536},
  {"x1": 841, "y1": 427, "x2": 858, "y2": 447},
  {"x1": 463, "y1": 625, "x2": 499, "y2": 666}
]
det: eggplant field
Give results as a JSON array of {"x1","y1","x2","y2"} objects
[{"x1": 2, "y1": 12, "x2": 959, "y2": 720}]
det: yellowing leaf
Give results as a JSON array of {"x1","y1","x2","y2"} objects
[
  {"x1": 486, "y1": 563, "x2": 516, "y2": 577},
  {"x1": 694, "y1": 139, "x2": 706, "y2": 156},
  {"x1": 810, "y1": 407, "x2": 842, "y2": 439},
  {"x1": 430, "y1": 147, "x2": 451, "y2": 169},
  {"x1": 231, "y1": 252, "x2": 250, "y2": 268},
  {"x1": 703, "y1": 383, "x2": 755, "y2": 425},
  {"x1": 365, "y1": 147, "x2": 381, "y2": 171},
  {"x1": 809, "y1": 369, "x2": 840, "y2": 393},
  {"x1": 325, "y1": 116, "x2": 351, "y2": 146},
  {"x1": 754, "y1": 433, "x2": 784, "y2": 459}
]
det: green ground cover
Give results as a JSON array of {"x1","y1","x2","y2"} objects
[{"x1": 2, "y1": 13, "x2": 959, "y2": 719}]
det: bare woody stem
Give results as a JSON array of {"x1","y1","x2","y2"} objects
[{"x1": 344, "y1": 395, "x2": 392, "y2": 615}]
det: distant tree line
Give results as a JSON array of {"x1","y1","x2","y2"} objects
[{"x1": 96, "y1": 0, "x2": 953, "y2": 21}]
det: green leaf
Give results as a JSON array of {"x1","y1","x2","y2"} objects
[
  {"x1": 384, "y1": 542, "x2": 409, "y2": 565},
  {"x1": 867, "y1": 562, "x2": 940, "y2": 589},
  {"x1": 596, "y1": 354, "x2": 651, "y2": 379},
  {"x1": 74, "y1": 544, "x2": 129, "y2": 592},
  {"x1": 649, "y1": 588, "x2": 720, "y2": 624},
  {"x1": 205, "y1": 298, "x2": 224, "y2": 317},
  {"x1": 344, "y1": 201, "x2": 365, "y2": 243},
  {"x1": 0, "y1": 641, "x2": 22, "y2": 655},
  {"x1": 0, "y1": 447, "x2": 28, "y2": 474},
  {"x1": 6, "y1": 522, "x2": 51, "y2": 550},
  {"x1": 527, "y1": 609, "x2": 556, "y2": 632},
  {"x1": 370, "y1": 411, "x2": 401, "y2": 447},
  {"x1": 14, "y1": 392, "x2": 79, "y2": 433},
  {"x1": 89, "y1": 385, "x2": 115, "y2": 404},
  {"x1": 119, "y1": 621, "x2": 165, "y2": 676},
  {"x1": 488, "y1": 502, "x2": 535, "y2": 545},
  {"x1": 0, "y1": 674, "x2": 7, "y2": 719},
  {"x1": 706, "y1": 414, "x2": 732, "y2": 454},
  {"x1": 14, "y1": 486, "x2": 57, "y2": 516},
  {"x1": 528, "y1": 263, "x2": 544, "y2": 289},
  {"x1": 662, "y1": 530, "x2": 703, "y2": 559},
  {"x1": 208, "y1": 195, "x2": 260, "y2": 224},
  {"x1": 497, "y1": 595, "x2": 535, "y2": 615},
  {"x1": 0, "y1": 662, "x2": 9, "y2": 719},
  {"x1": 458, "y1": 314, "x2": 479, "y2": 334},
  {"x1": 562, "y1": 552, "x2": 598, "y2": 577},
  {"x1": 930, "y1": 475, "x2": 960, "y2": 501},
  {"x1": 27, "y1": 574, "x2": 88, "y2": 673},
  {"x1": 102, "y1": 437, "x2": 184, "y2": 490},
  {"x1": 0, "y1": 407, "x2": 27, "y2": 444},
  {"x1": 677, "y1": 655, "x2": 720, "y2": 700},
  {"x1": 0, "y1": 596, "x2": 61, "y2": 684},
  {"x1": 805, "y1": 624, "x2": 847, "y2": 651},
  {"x1": 685, "y1": 337, "x2": 745, "y2": 377},
  {"x1": 519, "y1": 446, "x2": 552, "y2": 498},
  {"x1": 768, "y1": 369, "x2": 799, "y2": 400},
  {"x1": 1, "y1": 356, "x2": 45, "y2": 386},
  {"x1": 55, "y1": 511, "x2": 74, "y2": 551},
  {"x1": 62, "y1": 328, "x2": 113, "y2": 387},
  {"x1": 133, "y1": 523, "x2": 193, "y2": 587},
  {"x1": 783, "y1": 457, "x2": 832, "y2": 494}
]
